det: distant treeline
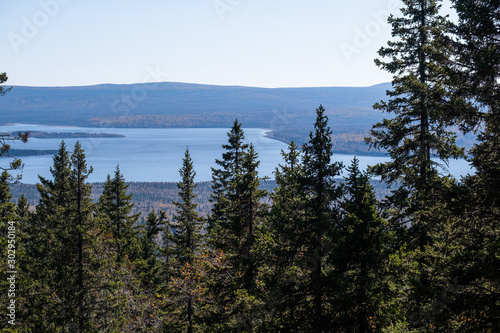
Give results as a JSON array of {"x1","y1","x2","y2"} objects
[
  {"x1": 9, "y1": 179, "x2": 392, "y2": 219},
  {"x1": 18, "y1": 131, "x2": 125, "y2": 139}
]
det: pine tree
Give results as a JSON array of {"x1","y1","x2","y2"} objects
[
  {"x1": 98, "y1": 165, "x2": 141, "y2": 262},
  {"x1": 209, "y1": 119, "x2": 249, "y2": 232},
  {"x1": 37, "y1": 140, "x2": 72, "y2": 219},
  {"x1": 16, "y1": 194, "x2": 30, "y2": 219},
  {"x1": 28, "y1": 142, "x2": 137, "y2": 331},
  {"x1": 27, "y1": 141, "x2": 73, "y2": 330},
  {"x1": 261, "y1": 141, "x2": 310, "y2": 331},
  {"x1": 336, "y1": 158, "x2": 393, "y2": 331},
  {"x1": 365, "y1": 0, "x2": 464, "y2": 231},
  {"x1": 137, "y1": 210, "x2": 168, "y2": 291},
  {"x1": 0, "y1": 171, "x2": 15, "y2": 219},
  {"x1": 363, "y1": 3, "x2": 474, "y2": 328},
  {"x1": 169, "y1": 148, "x2": 205, "y2": 333},
  {"x1": 205, "y1": 122, "x2": 267, "y2": 332},
  {"x1": 424, "y1": 1, "x2": 500, "y2": 330},
  {"x1": 300, "y1": 105, "x2": 343, "y2": 331},
  {"x1": 68, "y1": 141, "x2": 95, "y2": 332},
  {"x1": 451, "y1": 0, "x2": 500, "y2": 209}
]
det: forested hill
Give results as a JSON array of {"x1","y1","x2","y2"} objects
[{"x1": 0, "y1": 82, "x2": 390, "y2": 148}]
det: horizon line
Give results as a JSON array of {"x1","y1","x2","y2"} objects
[{"x1": 6, "y1": 80, "x2": 392, "y2": 90}]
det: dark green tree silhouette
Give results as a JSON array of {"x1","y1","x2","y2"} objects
[
  {"x1": 209, "y1": 119, "x2": 249, "y2": 233},
  {"x1": 423, "y1": 1, "x2": 500, "y2": 330},
  {"x1": 261, "y1": 141, "x2": 310, "y2": 331},
  {"x1": 301, "y1": 105, "x2": 343, "y2": 331},
  {"x1": 365, "y1": 0, "x2": 464, "y2": 229},
  {"x1": 205, "y1": 122, "x2": 267, "y2": 332},
  {"x1": 98, "y1": 165, "x2": 141, "y2": 262},
  {"x1": 137, "y1": 210, "x2": 168, "y2": 291},
  {"x1": 169, "y1": 148, "x2": 205, "y2": 333},
  {"x1": 335, "y1": 158, "x2": 393, "y2": 331}
]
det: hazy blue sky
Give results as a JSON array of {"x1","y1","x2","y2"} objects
[{"x1": 1, "y1": 0, "x2": 455, "y2": 88}]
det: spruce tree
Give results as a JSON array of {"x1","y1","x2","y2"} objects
[
  {"x1": 37, "y1": 140, "x2": 72, "y2": 218},
  {"x1": 169, "y1": 148, "x2": 205, "y2": 333},
  {"x1": 29, "y1": 142, "x2": 134, "y2": 331},
  {"x1": 365, "y1": 0, "x2": 464, "y2": 230},
  {"x1": 172, "y1": 148, "x2": 204, "y2": 267},
  {"x1": 205, "y1": 122, "x2": 267, "y2": 332},
  {"x1": 98, "y1": 165, "x2": 140, "y2": 262},
  {"x1": 11, "y1": 193, "x2": 33, "y2": 331},
  {"x1": 209, "y1": 119, "x2": 249, "y2": 232},
  {"x1": 28, "y1": 141, "x2": 73, "y2": 330},
  {"x1": 336, "y1": 158, "x2": 393, "y2": 331},
  {"x1": 0, "y1": 171, "x2": 15, "y2": 219},
  {"x1": 301, "y1": 105, "x2": 343, "y2": 331},
  {"x1": 230, "y1": 145, "x2": 267, "y2": 291},
  {"x1": 425, "y1": 1, "x2": 500, "y2": 330},
  {"x1": 364, "y1": 3, "x2": 472, "y2": 328},
  {"x1": 69, "y1": 141, "x2": 95, "y2": 332},
  {"x1": 262, "y1": 141, "x2": 310, "y2": 331},
  {"x1": 137, "y1": 210, "x2": 168, "y2": 291},
  {"x1": 16, "y1": 194, "x2": 30, "y2": 219},
  {"x1": 451, "y1": 0, "x2": 500, "y2": 208}
]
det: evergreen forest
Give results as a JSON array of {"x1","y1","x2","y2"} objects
[{"x1": 1, "y1": 0, "x2": 499, "y2": 332}]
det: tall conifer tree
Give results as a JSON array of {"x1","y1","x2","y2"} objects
[
  {"x1": 262, "y1": 141, "x2": 310, "y2": 330},
  {"x1": 169, "y1": 148, "x2": 204, "y2": 333},
  {"x1": 209, "y1": 119, "x2": 249, "y2": 233},
  {"x1": 98, "y1": 165, "x2": 140, "y2": 262},
  {"x1": 28, "y1": 141, "x2": 73, "y2": 330},
  {"x1": 205, "y1": 122, "x2": 267, "y2": 332},
  {"x1": 366, "y1": 0, "x2": 464, "y2": 230},
  {"x1": 301, "y1": 105, "x2": 343, "y2": 331},
  {"x1": 336, "y1": 158, "x2": 393, "y2": 331},
  {"x1": 69, "y1": 142, "x2": 95, "y2": 332},
  {"x1": 425, "y1": 1, "x2": 500, "y2": 330},
  {"x1": 137, "y1": 210, "x2": 167, "y2": 291},
  {"x1": 30, "y1": 142, "x2": 133, "y2": 331}
]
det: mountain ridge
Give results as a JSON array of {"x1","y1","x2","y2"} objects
[{"x1": 0, "y1": 81, "x2": 392, "y2": 151}]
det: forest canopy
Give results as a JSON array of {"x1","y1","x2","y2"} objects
[{"x1": 1, "y1": 0, "x2": 499, "y2": 332}]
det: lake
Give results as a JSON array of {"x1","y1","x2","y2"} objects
[{"x1": 1, "y1": 124, "x2": 473, "y2": 184}]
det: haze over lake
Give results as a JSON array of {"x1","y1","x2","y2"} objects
[{"x1": 2, "y1": 124, "x2": 472, "y2": 184}]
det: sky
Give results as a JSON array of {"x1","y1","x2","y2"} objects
[{"x1": 0, "y1": 0, "x2": 456, "y2": 88}]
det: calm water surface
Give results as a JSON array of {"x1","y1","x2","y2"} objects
[{"x1": 1, "y1": 124, "x2": 473, "y2": 184}]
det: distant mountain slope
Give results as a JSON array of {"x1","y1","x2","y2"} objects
[{"x1": 0, "y1": 82, "x2": 391, "y2": 150}]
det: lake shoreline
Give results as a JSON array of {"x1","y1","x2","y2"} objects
[{"x1": 1, "y1": 124, "x2": 470, "y2": 184}]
